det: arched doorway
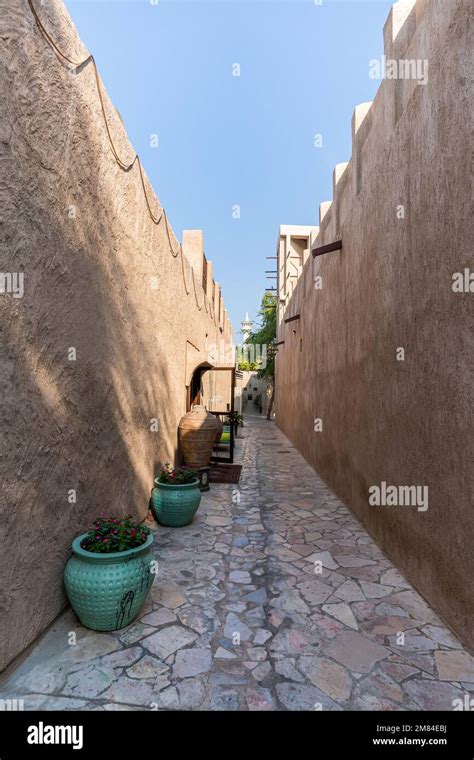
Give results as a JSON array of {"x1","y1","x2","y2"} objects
[{"x1": 186, "y1": 362, "x2": 212, "y2": 412}]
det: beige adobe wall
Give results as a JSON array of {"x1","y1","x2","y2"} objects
[
  {"x1": 182, "y1": 230, "x2": 204, "y2": 284},
  {"x1": 276, "y1": 225, "x2": 318, "y2": 330},
  {"x1": 275, "y1": 0, "x2": 473, "y2": 648},
  {"x1": 0, "y1": 0, "x2": 233, "y2": 670},
  {"x1": 202, "y1": 369, "x2": 234, "y2": 413}
]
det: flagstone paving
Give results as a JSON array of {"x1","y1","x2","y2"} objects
[{"x1": 2, "y1": 415, "x2": 473, "y2": 711}]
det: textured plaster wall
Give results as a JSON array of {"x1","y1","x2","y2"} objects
[
  {"x1": 0, "y1": 0, "x2": 233, "y2": 671},
  {"x1": 275, "y1": 0, "x2": 473, "y2": 648}
]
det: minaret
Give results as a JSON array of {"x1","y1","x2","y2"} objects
[{"x1": 241, "y1": 312, "x2": 253, "y2": 343}]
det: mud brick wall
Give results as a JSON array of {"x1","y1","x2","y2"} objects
[
  {"x1": 0, "y1": 0, "x2": 233, "y2": 670},
  {"x1": 275, "y1": 0, "x2": 473, "y2": 648}
]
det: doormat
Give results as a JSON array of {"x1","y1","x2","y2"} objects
[{"x1": 209, "y1": 464, "x2": 242, "y2": 484}]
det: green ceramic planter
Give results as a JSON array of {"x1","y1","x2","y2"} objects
[
  {"x1": 151, "y1": 478, "x2": 201, "y2": 527},
  {"x1": 64, "y1": 533, "x2": 154, "y2": 631}
]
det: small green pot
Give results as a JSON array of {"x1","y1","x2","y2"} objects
[
  {"x1": 151, "y1": 478, "x2": 201, "y2": 527},
  {"x1": 64, "y1": 533, "x2": 154, "y2": 631}
]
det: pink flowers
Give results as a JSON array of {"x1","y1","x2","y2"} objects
[
  {"x1": 157, "y1": 464, "x2": 198, "y2": 485},
  {"x1": 81, "y1": 514, "x2": 151, "y2": 554}
]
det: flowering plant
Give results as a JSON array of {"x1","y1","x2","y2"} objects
[
  {"x1": 157, "y1": 463, "x2": 198, "y2": 485},
  {"x1": 81, "y1": 514, "x2": 151, "y2": 553}
]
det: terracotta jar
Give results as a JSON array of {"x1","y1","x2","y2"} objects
[{"x1": 178, "y1": 406, "x2": 220, "y2": 468}]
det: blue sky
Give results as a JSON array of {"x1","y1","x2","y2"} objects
[{"x1": 65, "y1": 0, "x2": 392, "y2": 339}]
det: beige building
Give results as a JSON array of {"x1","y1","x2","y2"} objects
[
  {"x1": 0, "y1": 0, "x2": 233, "y2": 671},
  {"x1": 276, "y1": 225, "x2": 318, "y2": 330},
  {"x1": 235, "y1": 369, "x2": 268, "y2": 415},
  {"x1": 234, "y1": 313, "x2": 272, "y2": 417},
  {"x1": 275, "y1": 0, "x2": 473, "y2": 649}
]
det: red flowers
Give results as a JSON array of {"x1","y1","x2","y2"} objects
[
  {"x1": 157, "y1": 464, "x2": 198, "y2": 485},
  {"x1": 81, "y1": 514, "x2": 151, "y2": 554}
]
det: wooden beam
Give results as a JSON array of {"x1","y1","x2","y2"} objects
[
  {"x1": 312, "y1": 239, "x2": 343, "y2": 257},
  {"x1": 284, "y1": 314, "x2": 300, "y2": 324}
]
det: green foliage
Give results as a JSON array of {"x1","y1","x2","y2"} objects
[
  {"x1": 81, "y1": 514, "x2": 151, "y2": 553},
  {"x1": 158, "y1": 463, "x2": 198, "y2": 485},
  {"x1": 224, "y1": 411, "x2": 244, "y2": 425},
  {"x1": 246, "y1": 293, "x2": 277, "y2": 379}
]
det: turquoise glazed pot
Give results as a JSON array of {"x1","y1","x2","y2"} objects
[
  {"x1": 151, "y1": 478, "x2": 201, "y2": 527},
  {"x1": 64, "y1": 533, "x2": 154, "y2": 631}
]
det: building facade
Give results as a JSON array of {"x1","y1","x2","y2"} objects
[
  {"x1": 275, "y1": 0, "x2": 473, "y2": 649},
  {"x1": 0, "y1": 0, "x2": 233, "y2": 671}
]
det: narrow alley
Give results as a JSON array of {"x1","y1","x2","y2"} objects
[{"x1": 3, "y1": 415, "x2": 472, "y2": 711}]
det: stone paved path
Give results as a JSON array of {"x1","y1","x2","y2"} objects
[{"x1": 2, "y1": 415, "x2": 473, "y2": 711}]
